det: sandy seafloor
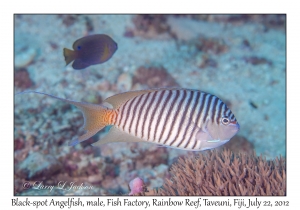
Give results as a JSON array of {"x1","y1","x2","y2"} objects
[{"x1": 14, "y1": 15, "x2": 286, "y2": 195}]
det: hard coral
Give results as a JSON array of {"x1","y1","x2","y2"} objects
[{"x1": 145, "y1": 149, "x2": 285, "y2": 196}]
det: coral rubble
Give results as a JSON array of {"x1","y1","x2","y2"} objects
[
  {"x1": 127, "y1": 15, "x2": 170, "y2": 39},
  {"x1": 14, "y1": 68, "x2": 34, "y2": 89},
  {"x1": 133, "y1": 66, "x2": 180, "y2": 88}
]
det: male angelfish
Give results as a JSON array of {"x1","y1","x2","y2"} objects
[
  {"x1": 63, "y1": 34, "x2": 118, "y2": 70},
  {"x1": 19, "y1": 88, "x2": 240, "y2": 151}
]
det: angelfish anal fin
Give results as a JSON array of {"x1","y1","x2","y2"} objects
[{"x1": 91, "y1": 126, "x2": 143, "y2": 147}]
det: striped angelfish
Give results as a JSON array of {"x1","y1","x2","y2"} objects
[{"x1": 19, "y1": 88, "x2": 239, "y2": 151}]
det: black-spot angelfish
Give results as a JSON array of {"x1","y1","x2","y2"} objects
[
  {"x1": 19, "y1": 88, "x2": 240, "y2": 151},
  {"x1": 63, "y1": 34, "x2": 118, "y2": 70}
]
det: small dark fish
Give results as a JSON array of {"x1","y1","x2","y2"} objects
[
  {"x1": 249, "y1": 101, "x2": 258, "y2": 109},
  {"x1": 63, "y1": 34, "x2": 118, "y2": 70}
]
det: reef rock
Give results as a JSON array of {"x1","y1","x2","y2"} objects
[
  {"x1": 18, "y1": 151, "x2": 62, "y2": 180},
  {"x1": 133, "y1": 66, "x2": 179, "y2": 88}
]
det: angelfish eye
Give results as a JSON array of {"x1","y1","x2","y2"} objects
[
  {"x1": 77, "y1": 46, "x2": 81, "y2": 50},
  {"x1": 221, "y1": 117, "x2": 230, "y2": 125}
]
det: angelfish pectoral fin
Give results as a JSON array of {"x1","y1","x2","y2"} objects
[
  {"x1": 196, "y1": 128, "x2": 214, "y2": 141},
  {"x1": 91, "y1": 126, "x2": 143, "y2": 147}
]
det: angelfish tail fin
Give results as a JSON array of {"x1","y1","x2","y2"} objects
[
  {"x1": 16, "y1": 90, "x2": 115, "y2": 146},
  {"x1": 63, "y1": 48, "x2": 76, "y2": 66}
]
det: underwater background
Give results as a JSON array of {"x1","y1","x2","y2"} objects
[{"x1": 14, "y1": 14, "x2": 286, "y2": 195}]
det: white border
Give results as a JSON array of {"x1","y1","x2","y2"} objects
[{"x1": 4, "y1": 0, "x2": 296, "y2": 209}]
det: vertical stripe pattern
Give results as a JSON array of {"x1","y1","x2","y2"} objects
[{"x1": 115, "y1": 89, "x2": 237, "y2": 150}]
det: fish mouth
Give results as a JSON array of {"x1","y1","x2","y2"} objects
[{"x1": 230, "y1": 122, "x2": 240, "y2": 131}]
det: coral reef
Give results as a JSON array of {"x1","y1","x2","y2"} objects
[
  {"x1": 126, "y1": 15, "x2": 285, "y2": 40},
  {"x1": 212, "y1": 15, "x2": 286, "y2": 31},
  {"x1": 243, "y1": 56, "x2": 272, "y2": 66},
  {"x1": 117, "y1": 72, "x2": 133, "y2": 91},
  {"x1": 128, "y1": 177, "x2": 145, "y2": 195},
  {"x1": 142, "y1": 149, "x2": 285, "y2": 196},
  {"x1": 196, "y1": 37, "x2": 228, "y2": 55},
  {"x1": 222, "y1": 135, "x2": 254, "y2": 156},
  {"x1": 132, "y1": 66, "x2": 180, "y2": 88},
  {"x1": 198, "y1": 55, "x2": 218, "y2": 69},
  {"x1": 15, "y1": 48, "x2": 36, "y2": 69},
  {"x1": 14, "y1": 68, "x2": 34, "y2": 90},
  {"x1": 17, "y1": 151, "x2": 62, "y2": 179},
  {"x1": 171, "y1": 15, "x2": 286, "y2": 30},
  {"x1": 14, "y1": 32, "x2": 39, "y2": 69},
  {"x1": 125, "y1": 15, "x2": 170, "y2": 39},
  {"x1": 57, "y1": 15, "x2": 79, "y2": 27}
]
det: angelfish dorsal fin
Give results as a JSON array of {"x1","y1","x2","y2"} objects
[
  {"x1": 91, "y1": 126, "x2": 143, "y2": 147},
  {"x1": 104, "y1": 89, "x2": 153, "y2": 109},
  {"x1": 104, "y1": 87, "x2": 183, "y2": 109}
]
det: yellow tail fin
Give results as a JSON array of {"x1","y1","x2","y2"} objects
[
  {"x1": 63, "y1": 48, "x2": 76, "y2": 66},
  {"x1": 16, "y1": 91, "x2": 112, "y2": 146}
]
